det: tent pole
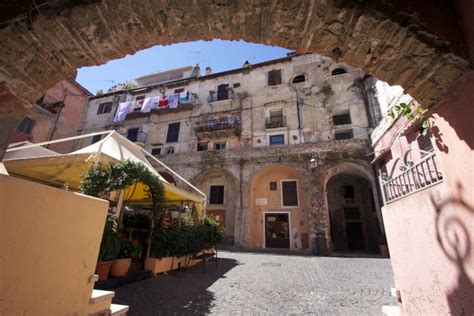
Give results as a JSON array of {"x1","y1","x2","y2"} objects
[{"x1": 116, "y1": 189, "x2": 125, "y2": 220}]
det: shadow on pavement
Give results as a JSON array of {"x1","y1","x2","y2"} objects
[{"x1": 113, "y1": 257, "x2": 239, "y2": 315}]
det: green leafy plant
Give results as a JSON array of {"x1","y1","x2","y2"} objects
[
  {"x1": 123, "y1": 213, "x2": 151, "y2": 229},
  {"x1": 118, "y1": 239, "x2": 142, "y2": 259},
  {"x1": 98, "y1": 215, "x2": 121, "y2": 261},
  {"x1": 388, "y1": 102, "x2": 430, "y2": 136}
]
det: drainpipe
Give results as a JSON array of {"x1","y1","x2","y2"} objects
[{"x1": 294, "y1": 89, "x2": 304, "y2": 143}]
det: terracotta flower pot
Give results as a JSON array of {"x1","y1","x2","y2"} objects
[
  {"x1": 95, "y1": 260, "x2": 113, "y2": 281},
  {"x1": 379, "y1": 245, "x2": 389, "y2": 257},
  {"x1": 110, "y1": 258, "x2": 132, "y2": 278}
]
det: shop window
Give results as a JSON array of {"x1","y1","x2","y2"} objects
[
  {"x1": 269, "y1": 134, "x2": 285, "y2": 146},
  {"x1": 335, "y1": 130, "x2": 353, "y2": 140},
  {"x1": 417, "y1": 132, "x2": 433, "y2": 156},
  {"x1": 97, "y1": 102, "x2": 113, "y2": 114},
  {"x1": 126, "y1": 128, "x2": 139, "y2": 142},
  {"x1": 332, "y1": 112, "x2": 352, "y2": 125},
  {"x1": 17, "y1": 117, "x2": 35, "y2": 135},
  {"x1": 91, "y1": 134, "x2": 102, "y2": 144},
  {"x1": 166, "y1": 122, "x2": 180, "y2": 143},
  {"x1": 197, "y1": 142, "x2": 208, "y2": 152},
  {"x1": 292, "y1": 75, "x2": 305, "y2": 83},
  {"x1": 165, "y1": 147, "x2": 175, "y2": 154},
  {"x1": 269, "y1": 181, "x2": 277, "y2": 191},
  {"x1": 151, "y1": 148, "x2": 161, "y2": 156},
  {"x1": 268, "y1": 69, "x2": 282, "y2": 86},
  {"x1": 331, "y1": 68, "x2": 347, "y2": 76},
  {"x1": 282, "y1": 180, "x2": 298, "y2": 207},
  {"x1": 209, "y1": 185, "x2": 224, "y2": 204},
  {"x1": 217, "y1": 84, "x2": 229, "y2": 101},
  {"x1": 214, "y1": 142, "x2": 226, "y2": 150}
]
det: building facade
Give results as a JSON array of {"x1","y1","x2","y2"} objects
[
  {"x1": 79, "y1": 53, "x2": 384, "y2": 252},
  {"x1": 11, "y1": 78, "x2": 91, "y2": 153}
]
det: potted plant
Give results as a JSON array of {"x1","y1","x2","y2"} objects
[
  {"x1": 110, "y1": 239, "x2": 141, "y2": 278},
  {"x1": 96, "y1": 215, "x2": 121, "y2": 281},
  {"x1": 378, "y1": 231, "x2": 389, "y2": 257},
  {"x1": 145, "y1": 226, "x2": 174, "y2": 274}
]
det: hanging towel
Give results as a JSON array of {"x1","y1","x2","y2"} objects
[
  {"x1": 140, "y1": 97, "x2": 153, "y2": 113},
  {"x1": 114, "y1": 101, "x2": 132, "y2": 122},
  {"x1": 168, "y1": 94, "x2": 179, "y2": 109},
  {"x1": 159, "y1": 96, "x2": 168, "y2": 107},
  {"x1": 150, "y1": 95, "x2": 160, "y2": 109}
]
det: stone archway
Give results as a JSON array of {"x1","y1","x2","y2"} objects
[
  {"x1": 0, "y1": 1, "x2": 471, "y2": 149},
  {"x1": 191, "y1": 168, "x2": 238, "y2": 246},
  {"x1": 322, "y1": 161, "x2": 383, "y2": 253}
]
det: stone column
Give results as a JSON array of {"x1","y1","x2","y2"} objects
[
  {"x1": 307, "y1": 168, "x2": 330, "y2": 254},
  {"x1": 0, "y1": 85, "x2": 29, "y2": 164}
]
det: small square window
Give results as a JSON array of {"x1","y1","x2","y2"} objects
[
  {"x1": 214, "y1": 142, "x2": 226, "y2": 150},
  {"x1": 165, "y1": 147, "x2": 175, "y2": 154},
  {"x1": 269, "y1": 134, "x2": 285, "y2": 146},
  {"x1": 151, "y1": 148, "x2": 161, "y2": 156},
  {"x1": 340, "y1": 185, "x2": 355, "y2": 199},
  {"x1": 269, "y1": 182, "x2": 277, "y2": 191},
  {"x1": 126, "y1": 128, "x2": 139, "y2": 142},
  {"x1": 233, "y1": 83, "x2": 241, "y2": 88},
  {"x1": 333, "y1": 112, "x2": 352, "y2": 125},
  {"x1": 97, "y1": 102, "x2": 113, "y2": 115},
  {"x1": 17, "y1": 117, "x2": 35, "y2": 135},
  {"x1": 268, "y1": 69, "x2": 282, "y2": 86},
  {"x1": 335, "y1": 130, "x2": 353, "y2": 140},
  {"x1": 197, "y1": 142, "x2": 208, "y2": 152},
  {"x1": 209, "y1": 185, "x2": 224, "y2": 204}
]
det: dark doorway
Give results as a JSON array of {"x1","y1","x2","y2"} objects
[
  {"x1": 265, "y1": 213, "x2": 290, "y2": 249},
  {"x1": 345, "y1": 222, "x2": 364, "y2": 250}
]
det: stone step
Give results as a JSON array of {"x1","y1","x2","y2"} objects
[
  {"x1": 110, "y1": 304, "x2": 129, "y2": 315},
  {"x1": 89, "y1": 289, "x2": 115, "y2": 315}
]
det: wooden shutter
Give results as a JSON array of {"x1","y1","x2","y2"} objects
[
  {"x1": 166, "y1": 122, "x2": 180, "y2": 143},
  {"x1": 282, "y1": 181, "x2": 298, "y2": 206}
]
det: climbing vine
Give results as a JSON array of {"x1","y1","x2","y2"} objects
[
  {"x1": 80, "y1": 160, "x2": 165, "y2": 212},
  {"x1": 388, "y1": 102, "x2": 430, "y2": 135}
]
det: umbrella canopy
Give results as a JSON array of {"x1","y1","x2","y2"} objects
[{"x1": 4, "y1": 132, "x2": 205, "y2": 204}]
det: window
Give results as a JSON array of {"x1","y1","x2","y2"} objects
[
  {"x1": 269, "y1": 181, "x2": 277, "y2": 191},
  {"x1": 335, "y1": 130, "x2": 354, "y2": 140},
  {"x1": 269, "y1": 134, "x2": 285, "y2": 146},
  {"x1": 166, "y1": 122, "x2": 180, "y2": 143},
  {"x1": 209, "y1": 185, "x2": 224, "y2": 204},
  {"x1": 331, "y1": 68, "x2": 347, "y2": 76},
  {"x1": 126, "y1": 128, "x2": 139, "y2": 142},
  {"x1": 217, "y1": 84, "x2": 229, "y2": 101},
  {"x1": 214, "y1": 142, "x2": 226, "y2": 150},
  {"x1": 233, "y1": 83, "x2": 241, "y2": 88},
  {"x1": 340, "y1": 185, "x2": 355, "y2": 199},
  {"x1": 268, "y1": 69, "x2": 282, "y2": 86},
  {"x1": 151, "y1": 148, "x2": 161, "y2": 156},
  {"x1": 97, "y1": 102, "x2": 113, "y2": 114},
  {"x1": 417, "y1": 132, "x2": 433, "y2": 156},
  {"x1": 17, "y1": 117, "x2": 35, "y2": 135},
  {"x1": 282, "y1": 181, "x2": 298, "y2": 207},
  {"x1": 165, "y1": 147, "x2": 175, "y2": 154},
  {"x1": 344, "y1": 207, "x2": 361, "y2": 221},
  {"x1": 292, "y1": 75, "x2": 305, "y2": 83},
  {"x1": 197, "y1": 142, "x2": 208, "y2": 152},
  {"x1": 333, "y1": 112, "x2": 352, "y2": 125},
  {"x1": 174, "y1": 88, "x2": 185, "y2": 94},
  {"x1": 91, "y1": 134, "x2": 102, "y2": 144}
]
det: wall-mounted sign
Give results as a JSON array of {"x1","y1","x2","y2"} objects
[{"x1": 256, "y1": 198, "x2": 268, "y2": 206}]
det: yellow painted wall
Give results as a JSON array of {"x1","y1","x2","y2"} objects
[
  {"x1": 0, "y1": 175, "x2": 108, "y2": 315},
  {"x1": 250, "y1": 165, "x2": 309, "y2": 249}
]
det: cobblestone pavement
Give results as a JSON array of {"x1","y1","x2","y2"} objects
[{"x1": 114, "y1": 250, "x2": 397, "y2": 315}]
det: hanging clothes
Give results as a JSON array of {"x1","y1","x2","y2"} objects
[
  {"x1": 168, "y1": 94, "x2": 179, "y2": 109},
  {"x1": 140, "y1": 97, "x2": 153, "y2": 113},
  {"x1": 114, "y1": 101, "x2": 132, "y2": 122},
  {"x1": 159, "y1": 96, "x2": 168, "y2": 107},
  {"x1": 150, "y1": 95, "x2": 160, "y2": 110}
]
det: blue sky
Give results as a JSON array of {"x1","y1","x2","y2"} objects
[{"x1": 76, "y1": 39, "x2": 290, "y2": 94}]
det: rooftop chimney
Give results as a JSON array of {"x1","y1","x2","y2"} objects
[
  {"x1": 243, "y1": 60, "x2": 251, "y2": 68},
  {"x1": 205, "y1": 66, "x2": 212, "y2": 75},
  {"x1": 191, "y1": 64, "x2": 200, "y2": 77}
]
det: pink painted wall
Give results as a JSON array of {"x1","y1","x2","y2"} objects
[{"x1": 378, "y1": 70, "x2": 474, "y2": 315}]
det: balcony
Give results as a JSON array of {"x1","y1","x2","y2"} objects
[
  {"x1": 381, "y1": 152, "x2": 443, "y2": 204},
  {"x1": 266, "y1": 115, "x2": 287, "y2": 129},
  {"x1": 194, "y1": 117, "x2": 240, "y2": 139}
]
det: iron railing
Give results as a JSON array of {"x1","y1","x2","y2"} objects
[
  {"x1": 381, "y1": 152, "x2": 443, "y2": 204},
  {"x1": 194, "y1": 117, "x2": 240, "y2": 133},
  {"x1": 265, "y1": 115, "x2": 287, "y2": 129}
]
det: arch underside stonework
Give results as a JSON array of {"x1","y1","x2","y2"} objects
[{"x1": 0, "y1": 0, "x2": 470, "y2": 108}]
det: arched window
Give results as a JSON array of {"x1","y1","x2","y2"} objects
[
  {"x1": 331, "y1": 68, "x2": 348, "y2": 76},
  {"x1": 292, "y1": 74, "x2": 305, "y2": 83}
]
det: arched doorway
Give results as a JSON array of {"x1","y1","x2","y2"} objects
[
  {"x1": 250, "y1": 165, "x2": 309, "y2": 250},
  {"x1": 326, "y1": 173, "x2": 380, "y2": 252}
]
